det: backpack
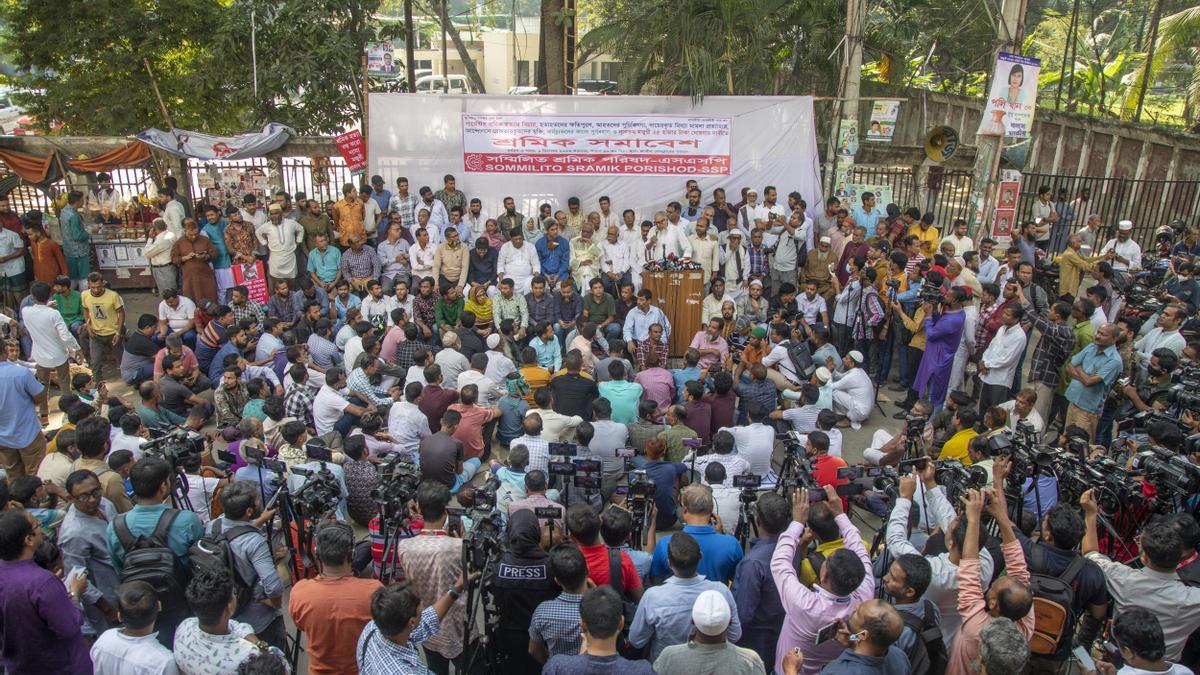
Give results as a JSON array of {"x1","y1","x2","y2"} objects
[
  {"x1": 783, "y1": 340, "x2": 815, "y2": 380},
  {"x1": 114, "y1": 510, "x2": 190, "y2": 606},
  {"x1": 187, "y1": 519, "x2": 261, "y2": 613},
  {"x1": 1028, "y1": 545, "x2": 1086, "y2": 656},
  {"x1": 899, "y1": 599, "x2": 949, "y2": 675},
  {"x1": 608, "y1": 549, "x2": 644, "y2": 659}
]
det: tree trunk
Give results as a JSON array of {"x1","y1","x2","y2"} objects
[
  {"x1": 434, "y1": 2, "x2": 484, "y2": 93},
  {"x1": 1135, "y1": 0, "x2": 1163, "y2": 122},
  {"x1": 541, "y1": 0, "x2": 567, "y2": 93}
]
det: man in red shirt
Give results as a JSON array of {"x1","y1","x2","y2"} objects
[
  {"x1": 448, "y1": 383, "x2": 500, "y2": 461},
  {"x1": 808, "y1": 430, "x2": 849, "y2": 511},
  {"x1": 565, "y1": 503, "x2": 644, "y2": 602}
]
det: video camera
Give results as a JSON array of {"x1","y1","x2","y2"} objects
[
  {"x1": 734, "y1": 473, "x2": 762, "y2": 504},
  {"x1": 290, "y1": 463, "x2": 342, "y2": 520},
  {"x1": 627, "y1": 469, "x2": 657, "y2": 548},
  {"x1": 463, "y1": 476, "x2": 503, "y2": 573},
  {"x1": 934, "y1": 459, "x2": 989, "y2": 501},
  {"x1": 1132, "y1": 445, "x2": 1200, "y2": 497},
  {"x1": 371, "y1": 453, "x2": 421, "y2": 526},
  {"x1": 141, "y1": 428, "x2": 205, "y2": 468}
]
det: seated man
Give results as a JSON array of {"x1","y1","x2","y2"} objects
[
  {"x1": 862, "y1": 398, "x2": 934, "y2": 466},
  {"x1": 828, "y1": 350, "x2": 874, "y2": 429}
]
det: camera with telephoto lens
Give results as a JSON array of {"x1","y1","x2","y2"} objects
[
  {"x1": 918, "y1": 282, "x2": 945, "y2": 305},
  {"x1": 886, "y1": 277, "x2": 901, "y2": 291},
  {"x1": 371, "y1": 453, "x2": 421, "y2": 525},
  {"x1": 141, "y1": 428, "x2": 205, "y2": 469},
  {"x1": 290, "y1": 463, "x2": 342, "y2": 520},
  {"x1": 1131, "y1": 445, "x2": 1200, "y2": 496},
  {"x1": 934, "y1": 459, "x2": 988, "y2": 500},
  {"x1": 463, "y1": 476, "x2": 503, "y2": 572},
  {"x1": 1058, "y1": 454, "x2": 1143, "y2": 513},
  {"x1": 629, "y1": 469, "x2": 656, "y2": 499},
  {"x1": 1167, "y1": 385, "x2": 1200, "y2": 415},
  {"x1": 1172, "y1": 361, "x2": 1200, "y2": 388}
]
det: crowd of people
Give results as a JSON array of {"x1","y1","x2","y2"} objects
[{"x1": 0, "y1": 172, "x2": 1198, "y2": 675}]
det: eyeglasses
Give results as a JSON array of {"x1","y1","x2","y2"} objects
[{"x1": 73, "y1": 487, "x2": 103, "y2": 501}]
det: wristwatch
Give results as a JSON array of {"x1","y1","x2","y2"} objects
[{"x1": 447, "y1": 587, "x2": 461, "y2": 601}]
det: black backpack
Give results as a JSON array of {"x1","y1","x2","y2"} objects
[
  {"x1": 187, "y1": 519, "x2": 261, "y2": 614},
  {"x1": 899, "y1": 599, "x2": 949, "y2": 675},
  {"x1": 783, "y1": 340, "x2": 815, "y2": 380},
  {"x1": 1028, "y1": 545, "x2": 1086, "y2": 656},
  {"x1": 608, "y1": 549, "x2": 644, "y2": 659},
  {"x1": 114, "y1": 510, "x2": 190, "y2": 606}
]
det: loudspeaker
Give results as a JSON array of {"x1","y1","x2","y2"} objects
[{"x1": 924, "y1": 126, "x2": 959, "y2": 163}]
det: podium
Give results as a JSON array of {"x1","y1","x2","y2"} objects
[{"x1": 641, "y1": 270, "x2": 706, "y2": 357}]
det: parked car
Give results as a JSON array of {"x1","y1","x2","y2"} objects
[
  {"x1": 415, "y1": 74, "x2": 473, "y2": 94},
  {"x1": 576, "y1": 79, "x2": 617, "y2": 95}
]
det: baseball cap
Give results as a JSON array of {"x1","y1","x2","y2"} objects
[{"x1": 691, "y1": 590, "x2": 732, "y2": 637}]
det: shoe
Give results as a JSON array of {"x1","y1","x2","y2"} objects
[{"x1": 892, "y1": 410, "x2": 909, "y2": 419}]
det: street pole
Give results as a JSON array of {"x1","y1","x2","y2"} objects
[
  {"x1": 404, "y1": 0, "x2": 416, "y2": 92},
  {"x1": 828, "y1": 0, "x2": 866, "y2": 198},
  {"x1": 440, "y1": 0, "x2": 450, "y2": 92},
  {"x1": 965, "y1": 0, "x2": 1026, "y2": 240}
]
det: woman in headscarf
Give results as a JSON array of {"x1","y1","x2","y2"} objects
[{"x1": 488, "y1": 509, "x2": 559, "y2": 671}]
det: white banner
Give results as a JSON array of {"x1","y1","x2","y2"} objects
[
  {"x1": 136, "y1": 123, "x2": 294, "y2": 160},
  {"x1": 461, "y1": 114, "x2": 732, "y2": 175},
  {"x1": 369, "y1": 94, "x2": 822, "y2": 223}
]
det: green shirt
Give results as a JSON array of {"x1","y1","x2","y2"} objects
[
  {"x1": 658, "y1": 423, "x2": 699, "y2": 463},
  {"x1": 53, "y1": 290, "x2": 83, "y2": 325},
  {"x1": 582, "y1": 292, "x2": 616, "y2": 325},
  {"x1": 599, "y1": 379, "x2": 644, "y2": 424},
  {"x1": 1058, "y1": 319, "x2": 1096, "y2": 394},
  {"x1": 435, "y1": 297, "x2": 464, "y2": 328}
]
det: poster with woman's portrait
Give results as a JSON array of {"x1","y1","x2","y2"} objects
[{"x1": 978, "y1": 52, "x2": 1040, "y2": 138}]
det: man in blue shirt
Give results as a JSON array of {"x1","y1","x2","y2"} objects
[
  {"x1": 1064, "y1": 322, "x2": 1123, "y2": 440},
  {"x1": 106, "y1": 455, "x2": 205, "y2": 645},
  {"x1": 630, "y1": 531, "x2": 743, "y2": 661},
  {"x1": 731, "y1": 492, "x2": 792, "y2": 667},
  {"x1": 305, "y1": 232, "x2": 342, "y2": 291},
  {"x1": 650, "y1": 484, "x2": 743, "y2": 584},
  {"x1": 535, "y1": 222, "x2": 570, "y2": 288},
  {"x1": 850, "y1": 191, "x2": 885, "y2": 235},
  {"x1": 200, "y1": 204, "x2": 234, "y2": 304},
  {"x1": 208, "y1": 324, "x2": 251, "y2": 386},
  {"x1": 0, "y1": 340, "x2": 46, "y2": 476},
  {"x1": 671, "y1": 349, "x2": 704, "y2": 403}
]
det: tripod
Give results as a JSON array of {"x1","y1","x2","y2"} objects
[
  {"x1": 460, "y1": 542, "x2": 500, "y2": 674},
  {"x1": 376, "y1": 515, "x2": 414, "y2": 585},
  {"x1": 735, "y1": 491, "x2": 759, "y2": 550}
]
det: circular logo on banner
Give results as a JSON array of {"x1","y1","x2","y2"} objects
[{"x1": 464, "y1": 153, "x2": 484, "y2": 171}]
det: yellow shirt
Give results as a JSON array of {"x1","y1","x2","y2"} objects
[
  {"x1": 938, "y1": 428, "x2": 978, "y2": 464},
  {"x1": 907, "y1": 223, "x2": 941, "y2": 255},
  {"x1": 520, "y1": 365, "x2": 552, "y2": 404},
  {"x1": 81, "y1": 289, "x2": 125, "y2": 336},
  {"x1": 799, "y1": 538, "x2": 845, "y2": 587},
  {"x1": 333, "y1": 196, "x2": 365, "y2": 245}
]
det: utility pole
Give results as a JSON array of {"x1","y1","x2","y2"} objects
[
  {"x1": 440, "y1": 0, "x2": 450, "y2": 92},
  {"x1": 404, "y1": 0, "x2": 416, "y2": 92},
  {"x1": 827, "y1": 0, "x2": 866, "y2": 197},
  {"x1": 965, "y1": 0, "x2": 1027, "y2": 240}
]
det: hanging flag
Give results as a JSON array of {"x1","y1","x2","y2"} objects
[{"x1": 136, "y1": 123, "x2": 294, "y2": 160}]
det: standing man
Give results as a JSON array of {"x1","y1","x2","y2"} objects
[
  {"x1": 0, "y1": 211, "x2": 26, "y2": 307},
  {"x1": 200, "y1": 204, "x2": 235, "y2": 304},
  {"x1": 299, "y1": 198, "x2": 334, "y2": 256},
  {"x1": 333, "y1": 183, "x2": 366, "y2": 246},
  {"x1": 0, "y1": 334, "x2": 47, "y2": 477},
  {"x1": 142, "y1": 218, "x2": 176, "y2": 295},
  {"x1": 851, "y1": 191, "x2": 885, "y2": 235},
  {"x1": 496, "y1": 196, "x2": 525, "y2": 239},
  {"x1": 1099, "y1": 220, "x2": 1142, "y2": 271},
  {"x1": 978, "y1": 305, "x2": 1027, "y2": 413},
  {"x1": 256, "y1": 203, "x2": 306, "y2": 290},
  {"x1": 84, "y1": 172, "x2": 123, "y2": 219},
  {"x1": 26, "y1": 223, "x2": 67, "y2": 286},
  {"x1": 61, "y1": 190, "x2": 92, "y2": 291},
  {"x1": 1064, "y1": 322, "x2": 1123, "y2": 440},
  {"x1": 158, "y1": 188, "x2": 186, "y2": 237},
  {"x1": 23, "y1": 281, "x2": 80, "y2": 422},
  {"x1": 416, "y1": 185, "x2": 450, "y2": 236},
  {"x1": 81, "y1": 273, "x2": 126, "y2": 382},
  {"x1": 170, "y1": 219, "x2": 218, "y2": 306}
]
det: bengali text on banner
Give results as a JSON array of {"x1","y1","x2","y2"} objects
[{"x1": 461, "y1": 114, "x2": 732, "y2": 176}]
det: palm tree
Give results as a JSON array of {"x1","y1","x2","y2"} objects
[{"x1": 1122, "y1": 3, "x2": 1200, "y2": 123}]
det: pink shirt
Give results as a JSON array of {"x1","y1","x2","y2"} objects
[
  {"x1": 946, "y1": 539, "x2": 1035, "y2": 675},
  {"x1": 688, "y1": 331, "x2": 730, "y2": 369},
  {"x1": 771, "y1": 514, "x2": 875, "y2": 674},
  {"x1": 635, "y1": 367, "x2": 675, "y2": 410},
  {"x1": 153, "y1": 345, "x2": 199, "y2": 379},
  {"x1": 380, "y1": 324, "x2": 406, "y2": 364}
]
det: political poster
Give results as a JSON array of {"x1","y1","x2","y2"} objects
[
  {"x1": 866, "y1": 100, "x2": 900, "y2": 142},
  {"x1": 978, "y1": 52, "x2": 1040, "y2": 138},
  {"x1": 849, "y1": 184, "x2": 894, "y2": 211},
  {"x1": 461, "y1": 114, "x2": 732, "y2": 175},
  {"x1": 335, "y1": 130, "x2": 368, "y2": 174},
  {"x1": 233, "y1": 261, "x2": 268, "y2": 303},
  {"x1": 836, "y1": 118, "x2": 859, "y2": 156},
  {"x1": 993, "y1": 209, "x2": 1016, "y2": 238},
  {"x1": 366, "y1": 42, "x2": 398, "y2": 78}
]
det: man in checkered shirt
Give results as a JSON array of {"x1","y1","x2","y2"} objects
[
  {"x1": 284, "y1": 363, "x2": 315, "y2": 428},
  {"x1": 529, "y1": 545, "x2": 590, "y2": 664}
]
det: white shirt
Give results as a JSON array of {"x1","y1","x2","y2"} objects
[
  {"x1": 497, "y1": 241, "x2": 540, "y2": 280},
  {"x1": 0, "y1": 228, "x2": 24, "y2": 276},
  {"x1": 940, "y1": 234, "x2": 974, "y2": 257},
  {"x1": 483, "y1": 350, "x2": 516, "y2": 383},
  {"x1": 408, "y1": 241, "x2": 436, "y2": 278},
  {"x1": 646, "y1": 224, "x2": 693, "y2": 260},
  {"x1": 162, "y1": 200, "x2": 186, "y2": 238},
  {"x1": 709, "y1": 484, "x2": 742, "y2": 529},
  {"x1": 1090, "y1": 307, "x2": 1107, "y2": 332},
  {"x1": 689, "y1": 235, "x2": 720, "y2": 278},
  {"x1": 157, "y1": 297, "x2": 196, "y2": 332},
  {"x1": 85, "y1": 188, "x2": 124, "y2": 217},
  {"x1": 796, "y1": 294, "x2": 828, "y2": 324},
  {"x1": 255, "y1": 218, "x2": 306, "y2": 277},
  {"x1": 20, "y1": 303, "x2": 79, "y2": 368},
  {"x1": 1100, "y1": 237, "x2": 1143, "y2": 270},
  {"x1": 434, "y1": 348, "x2": 470, "y2": 388},
  {"x1": 388, "y1": 400, "x2": 431, "y2": 453},
  {"x1": 763, "y1": 341, "x2": 802, "y2": 384},
  {"x1": 738, "y1": 203, "x2": 768, "y2": 231},
  {"x1": 313, "y1": 385, "x2": 350, "y2": 436},
  {"x1": 999, "y1": 400, "x2": 1045, "y2": 435},
  {"x1": 601, "y1": 239, "x2": 632, "y2": 276},
  {"x1": 362, "y1": 198, "x2": 382, "y2": 234},
  {"x1": 1116, "y1": 665, "x2": 1193, "y2": 675},
  {"x1": 173, "y1": 618, "x2": 283, "y2": 675},
  {"x1": 343, "y1": 336, "x2": 365, "y2": 372},
  {"x1": 770, "y1": 225, "x2": 807, "y2": 270},
  {"x1": 692, "y1": 453, "x2": 751, "y2": 487},
  {"x1": 414, "y1": 199, "x2": 449, "y2": 234},
  {"x1": 829, "y1": 367, "x2": 874, "y2": 420},
  {"x1": 718, "y1": 423, "x2": 776, "y2": 479},
  {"x1": 111, "y1": 433, "x2": 146, "y2": 460},
  {"x1": 458, "y1": 368, "x2": 504, "y2": 407},
  {"x1": 143, "y1": 231, "x2": 177, "y2": 266},
  {"x1": 361, "y1": 294, "x2": 400, "y2": 327},
  {"x1": 463, "y1": 212, "x2": 487, "y2": 241},
  {"x1": 1136, "y1": 327, "x2": 1186, "y2": 361},
  {"x1": 702, "y1": 293, "x2": 737, "y2": 324},
  {"x1": 980, "y1": 323, "x2": 1028, "y2": 387},
  {"x1": 405, "y1": 365, "x2": 428, "y2": 387},
  {"x1": 599, "y1": 211, "x2": 622, "y2": 230},
  {"x1": 90, "y1": 627, "x2": 180, "y2": 675},
  {"x1": 183, "y1": 474, "x2": 222, "y2": 525}
]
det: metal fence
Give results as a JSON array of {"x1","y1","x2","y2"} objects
[
  {"x1": 1013, "y1": 173, "x2": 1200, "y2": 250},
  {"x1": 840, "y1": 165, "x2": 976, "y2": 229}
]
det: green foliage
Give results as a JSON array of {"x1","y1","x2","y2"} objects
[{"x1": 0, "y1": 0, "x2": 246, "y2": 134}]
